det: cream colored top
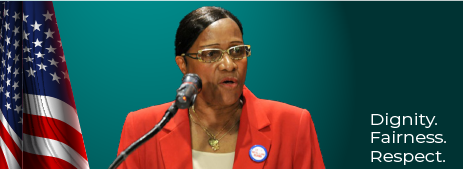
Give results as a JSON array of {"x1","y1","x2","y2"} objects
[{"x1": 192, "y1": 150, "x2": 235, "y2": 169}]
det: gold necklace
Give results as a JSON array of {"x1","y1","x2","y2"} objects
[
  {"x1": 190, "y1": 105, "x2": 232, "y2": 139},
  {"x1": 189, "y1": 105, "x2": 240, "y2": 151}
]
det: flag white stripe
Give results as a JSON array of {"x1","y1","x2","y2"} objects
[
  {"x1": 0, "y1": 136, "x2": 21, "y2": 169},
  {"x1": 24, "y1": 94, "x2": 82, "y2": 133},
  {"x1": 0, "y1": 110, "x2": 22, "y2": 151},
  {"x1": 23, "y1": 134, "x2": 89, "y2": 169}
]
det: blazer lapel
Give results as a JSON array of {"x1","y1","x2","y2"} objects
[
  {"x1": 159, "y1": 108, "x2": 193, "y2": 169},
  {"x1": 233, "y1": 86, "x2": 272, "y2": 169}
]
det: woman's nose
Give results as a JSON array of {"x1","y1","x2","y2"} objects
[{"x1": 218, "y1": 53, "x2": 237, "y2": 72}]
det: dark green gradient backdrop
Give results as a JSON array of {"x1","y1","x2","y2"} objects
[
  {"x1": 52, "y1": 2, "x2": 462, "y2": 169},
  {"x1": 341, "y1": 2, "x2": 463, "y2": 169}
]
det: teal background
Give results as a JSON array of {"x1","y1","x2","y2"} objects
[{"x1": 51, "y1": 2, "x2": 462, "y2": 169}]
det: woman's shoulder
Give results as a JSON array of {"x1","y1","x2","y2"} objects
[
  {"x1": 245, "y1": 98, "x2": 315, "y2": 130},
  {"x1": 127, "y1": 101, "x2": 174, "y2": 120},
  {"x1": 254, "y1": 98, "x2": 310, "y2": 118},
  {"x1": 243, "y1": 86, "x2": 310, "y2": 119}
]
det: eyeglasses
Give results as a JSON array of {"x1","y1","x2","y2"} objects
[{"x1": 181, "y1": 45, "x2": 251, "y2": 63}]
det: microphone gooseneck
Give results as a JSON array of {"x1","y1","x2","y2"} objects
[{"x1": 108, "y1": 74, "x2": 202, "y2": 169}]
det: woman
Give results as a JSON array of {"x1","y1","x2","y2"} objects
[{"x1": 117, "y1": 6, "x2": 325, "y2": 169}]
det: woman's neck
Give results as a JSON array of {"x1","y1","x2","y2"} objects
[{"x1": 191, "y1": 98, "x2": 242, "y2": 131}]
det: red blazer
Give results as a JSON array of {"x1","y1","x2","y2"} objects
[{"x1": 117, "y1": 86, "x2": 325, "y2": 169}]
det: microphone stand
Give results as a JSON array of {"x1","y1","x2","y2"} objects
[{"x1": 108, "y1": 102, "x2": 179, "y2": 169}]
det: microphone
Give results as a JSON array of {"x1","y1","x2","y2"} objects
[{"x1": 176, "y1": 73, "x2": 202, "y2": 109}]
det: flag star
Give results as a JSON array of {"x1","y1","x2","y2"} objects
[
  {"x1": 1, "y1": 58, "x2": 5, "y2": 67},
  {"x1": 32, "y1": 38, "x2": 43, "y2": 47},
  {"x1": 13, "y1": 26, "x2": 19, "y2": 36},
  {"x1": 23, "y1": 13, "x2": 29, "y2": 23},
  {"x1": 37, "y1": 62, "x2": 47, "y2": 71},
  {"x1": 5, "y1": 36, "x2": 10, "y2": 45},
  {"x1": 12, "y1": 12, "x2": 20, "y2": 22},
  {"x1": 26, "y1": 67, "x2": 36, "y2": 77},
  {"x1": 6, "y1": 50, "x2": 11, "y2": 59},
  {"x1": 44, "y1": 28, "x2": 54, "y2": 39},
  {"x1": 12, "y1": 82, "x2": 19, "y2": 91},
  {"x1": 13, "y1": 68, "x2": 19, "y2": 77},
  {"x1": 0, "y1": 85, "x2": 3, "y2": 93},
  {"x1": 3, "y1": 22, "x2": 9, "y2": 31},
  {"x1": 7, "y1": 65, "x2": 11, "y2": 74},
  {"x1": 6, "y1": 78, "x2": 11, "y2": 86},
  {"x1": 4, "y1": 9, "x2": 8, "y2": 16},
  {"x1": 13, "y1": 93, "x2": 20, "y2": 101},
  {"x1": 43, "y1": 10, "x2": 54, "y2": 21},
  {"x1": 35, "y1": 51, "x2": 45, "y2": 58},
  {"x1": 31, "y1": 20, "x2": 42, "y2": 32},
  {"x1": 23, "y1": 30, "x2": 30, "y2": 40},
  {"x1": 14, "y1": 105, "x2": 21, "y2": 113},
  {"x1": 0, "y1": 73, "x2": 4, "y2": 80},
  {"x1": 0, "y1": 44, "x2": 3, "y2": 52},
  {"x1": 23, "y1": 46, "x2": 31, "y2": 53},
  {"x1": 58, "y1": 41, "x2": 62, "y2": 47},
  {"x1": 62, "y1": 70, "x2": 70, "y2": 80},
  {"x1": 60, "y1": 55, "x2": 66, "y2": 62},
  {"x1": 49, "y1": 58, "x2": 58, "y2": 67},
  {"x1": 5, "y1": 91, "x2": 10, "y2": 98},
  {"x1": 5, "y1": 102, "x2": 11, "y2": 110},
  {"x1": 24, "y1": 56, "x2": 34, "y2": 62},
  {"x1": 50, "y1": 72, "x2": 61, "y2": 84},
  {"x1": 13, "y1": 40, "x2": 19, "y2": 50},
  {"x1": 18, "y1": 117, "x2": 22, "y2": 124},
  {"x1": 46, "y1": 45, "x2": 56, "y2": 53}
]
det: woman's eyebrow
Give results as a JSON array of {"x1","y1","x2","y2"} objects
[
  {"x1": 200, "y1": 43, "x2": 220, "y2": 48},
  {"x1": 230, "y1": 41, "x2": 243, "y2": 44}
]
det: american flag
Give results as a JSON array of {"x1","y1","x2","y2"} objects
[{"x1": 0, "y1": 1, "x2": 89, "y2": 168}]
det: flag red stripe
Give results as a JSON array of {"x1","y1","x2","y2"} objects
[
  {"x1": 24, "y1": 151, "x2": 78, "y2": 169},
  {"x1": 23, "y1": 114, "x2": 88, "y2": 160},
  {"x1": 0, "y1": 121, "x2": 22, "y2": 165},
  {"x1": 0, "y1": 146, "x2": 9, "y2": 169}
]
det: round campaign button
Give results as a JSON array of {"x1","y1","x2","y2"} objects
[{"x1": 249, "y1": 145, "x2": 268, "y2": 162}]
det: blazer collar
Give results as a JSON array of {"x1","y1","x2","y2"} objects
[
  {"x1": 159, "y1": 85, "x2": 271, "y2": 169},
  {"x1": 159, "y1": 108, "x2": 192, "y2": 169},
  {"x1": 241, "y1": 85, "x2": 270, "y2": 130},
  {"x1": 233, "y1": 86, "x2": 272, "y2": 169},
  {"x1": 161, "y1": 85, "x2": 270, "y2": 130},
  {"x1": 162, "y1": 106, "x2": 189, "y2": 132}
]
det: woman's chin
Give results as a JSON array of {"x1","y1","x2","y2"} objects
[{"x1": 217, "y1": 94, "x2": 241, "y2": 106}]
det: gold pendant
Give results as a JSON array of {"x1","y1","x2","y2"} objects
[
  {"x1": 208, "y1": 139, "x2": 220, "y2": 151},
  {"x1": 212, "y1": 145, "x2": 219, "y2": 151}
]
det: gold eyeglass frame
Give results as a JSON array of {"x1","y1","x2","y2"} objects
[{"x1": 181, "y1": 45, "x2": 251, "y2": 63}]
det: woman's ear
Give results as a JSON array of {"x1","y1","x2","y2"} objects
[{"x1": 175, "y1": 56, "x2": 187, "y2": 74}]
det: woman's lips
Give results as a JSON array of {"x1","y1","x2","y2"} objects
[{"x1": 219, "y1": 77, "x2": 238, "y2": 88}]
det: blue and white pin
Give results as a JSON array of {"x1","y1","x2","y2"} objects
[{"x1": 249, "y1": 145, "x2": 268, "y2": 162}]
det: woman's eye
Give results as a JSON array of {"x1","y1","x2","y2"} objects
[
  {"x1": 207, "y1": 51, "x2": 217, "y2": 57},
  {"x1": 202, "y1": 50, "x2": 218, "y2": 58},
  {"x1": 231, "y1": 47, "x2": 243, "y2": 55}
]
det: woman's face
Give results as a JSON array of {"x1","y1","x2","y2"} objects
[{"x1": 176, "y1": 18, "x2": 247, "y2": 107}]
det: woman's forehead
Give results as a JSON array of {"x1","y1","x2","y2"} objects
[{"x1": 196, "y1": 18, "x2": 243, "y2": 45}]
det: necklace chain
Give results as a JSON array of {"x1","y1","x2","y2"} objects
[
  {"x1": 190, "y1": 105, "x2": 233, "y2": 139},
  {"x1": 189, "y1": 103, "x2": 241, "y2": 151}
]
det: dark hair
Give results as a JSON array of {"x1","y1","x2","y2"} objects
[{"x1": 175, "y1": 6, "x2": 243, "y2": 57}]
